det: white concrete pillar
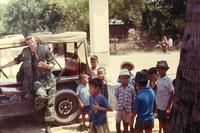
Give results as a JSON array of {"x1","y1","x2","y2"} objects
[{"x1": 89, "y1": 0, "x2": 110, "y2": 66}]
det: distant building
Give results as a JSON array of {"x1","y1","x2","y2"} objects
[{"x1": 109, "y1": 18, "x2": 132, "y2": 42}]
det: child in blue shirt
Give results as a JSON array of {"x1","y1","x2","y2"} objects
[
  {"x1": 132, "y1": 72, "x2": 156, "y2": 133},
  {"x1": 76, "y1": 74, "x2": 90, "y2": 129},
  {"x1": 89, "y1": 78, "x2": 112, "y2": 133}
]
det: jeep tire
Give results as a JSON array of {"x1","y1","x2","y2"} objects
[{"x1": 53, "y1": 90, "x2": 80, "y2": 125}]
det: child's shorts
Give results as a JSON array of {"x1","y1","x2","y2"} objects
[
  {"x1": 81, "y1": 105, "x2": 90, "y2": 114},
  {"x1": 115, "y1": 110, "x2": 132, "y2": 123},
  {"x1": 89, "y1": 123, "x2": 110, "y2": 133},
  {"x1": 157, "y1": 109, "x2": 169, "y2": 121},
  {"x1": 135, "y1": 120, "x2": 154, "y2": 130}
]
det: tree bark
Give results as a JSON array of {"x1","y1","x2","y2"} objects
[{"x1": 167, "y1": 0, "x2": 200, "y2": 132}]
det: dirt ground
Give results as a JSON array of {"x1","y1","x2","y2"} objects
[
  {"x1": 0, "y1": 111, "x2": 159, "y2": 133},
  {"x1": 0, "y1": 50, "x2": 180, "y2": 133}
]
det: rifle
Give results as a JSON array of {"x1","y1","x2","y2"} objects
[{"x1": 0, "y1": 69, "x2": 8, "y2": 79}]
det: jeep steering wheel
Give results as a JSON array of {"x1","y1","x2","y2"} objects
[{"x1": 0, "y1": 69, "x2": 8, "y2": 79}]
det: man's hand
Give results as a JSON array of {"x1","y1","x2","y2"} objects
[{"x1": 37, "y1": 61, "x2": 49, "y2": 70}]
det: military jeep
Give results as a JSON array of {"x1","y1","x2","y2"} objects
[{"x1": 0, "y1": 32, "x2": 90, "y2": 125}]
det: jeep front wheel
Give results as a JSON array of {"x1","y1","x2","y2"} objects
[{"x1": 54, "y1": 90, "x2": 80, "y2": 125}]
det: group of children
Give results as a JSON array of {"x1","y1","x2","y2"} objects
[
  {"x1": 76, "y1": 54, "x2": 174, "y2": 133},
  {"x1": 76, "y1": 55, "x2": 111, "y2": 133}
]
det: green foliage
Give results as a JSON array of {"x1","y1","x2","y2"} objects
[
  {"x1": 109, "y1": 0, "x2": 186, "y2": 39},
  {"x1": 0, "y1": 4, "x2": 7, "y2": 32},
  {"x1": 3, "y1": 0, "x2": 89, "y2": 34},
  {"x1": 47, "y1": 0, "x2": 89, "y2": 32},
  {"x1": 141, "y1": 0, "x2": 186, "y2": 39},
  {"x1": 109, "y1": 0, "x2": 145, "y2": 27},
  {"x1": 1, "y1": 0, "x2": 186, "y2": 39},
  {"x1": 4, "y1": 0, "x2": 47, "y2": 33}
]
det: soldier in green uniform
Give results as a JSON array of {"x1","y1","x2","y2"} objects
[{"x1": 0, "y1": 32, "x2": 56, "y2": 122}]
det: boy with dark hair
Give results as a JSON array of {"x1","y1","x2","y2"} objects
[
  {"x1": 156, "y1": 61, "x2": 174, "y2": 133},
  {"x1": 97, "y1": 67, "x2": 109, "y2": 100},
  {"x1": 90, "y1": 55, "x2": 99, "y2": 78},
  {"x1": 89, "y1": 78, "x2": 112, "y2": 133},
  {"x1": 76, "y1": 74, "x2": 90, "y2": 130},
  {"x1": 147, "y1": 67, "x2": 159, "y2": 94},
  {"x1": 132, "y1": 72, "x2": 156, "y2": 133}
]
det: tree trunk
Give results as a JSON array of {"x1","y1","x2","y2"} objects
[{"x1": 167, "y1": 0, "x2": 200, "y2": 132}]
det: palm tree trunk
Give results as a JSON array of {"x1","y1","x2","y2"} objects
[{"x1": 167, "y1": 0, "x2": 200, "y2": 132}]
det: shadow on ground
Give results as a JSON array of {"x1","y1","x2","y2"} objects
[
  {"x1": 0, "y1": 115, "x2": 46, "y2": 133},
  {"x1": 0, "y1": 115, "x2": 83, "y2": 133}
]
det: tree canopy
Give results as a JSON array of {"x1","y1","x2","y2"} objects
[
  {"x1": 0, "y1": 0, "x2": 186, "y2": 40},
  {"x1": 2, "y1": 0, "x2": 89, "y2": 34}
]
